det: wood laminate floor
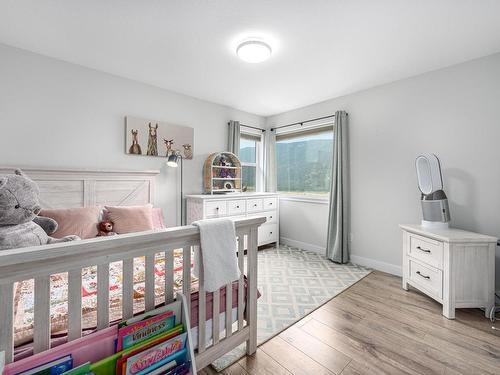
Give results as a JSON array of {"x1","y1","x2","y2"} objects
[{"x1": 199, "y1": 271, "x2": 500, "y2": 375}]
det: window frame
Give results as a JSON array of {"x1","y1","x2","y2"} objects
[
  {"x1": 275, "y1": 122, "x2": 334, "y2": 201},
  {"x1": 240, "y1": 130, "x2": 264, "y2": 192}
]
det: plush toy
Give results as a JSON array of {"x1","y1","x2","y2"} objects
[
  {"x1": 0, "y1": 169, "x2": 80, "y2": 250},
  {"x1": 96, "y1": 220, "x2": 117, "y2": 237}
]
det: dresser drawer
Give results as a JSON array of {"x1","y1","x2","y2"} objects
[
  {"x1": 227, "y1": 199, "x2": 246, "y2": 215},
  {"x1": 247, "y1": 210, "x2": 277, "y2": 224},
  {"x1": 247, "y1": 198, "x2": 263, "y2": 212},
  {"x1": 263, "y1": 197, "x2": 277, "y2": 211},
  {"x1": 258, "y1": 223, "x2": 278, "y2": 245},
  {"x1": 408, "y1": 234, "x2": 443, "y2": 269},
  {"x1": 205, "y1": 200, "x2": 226, "y2": 217},
  {"x1": 409, "y1": 259, "x2": 442, "y2": 300}
]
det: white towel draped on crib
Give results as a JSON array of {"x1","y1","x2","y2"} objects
[{"x1": 192, "y1": 218, "x2": 240, "y2": 292}]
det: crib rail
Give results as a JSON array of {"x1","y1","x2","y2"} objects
[{"x1": 0, "y1": 216, "x2": 264, "y2": 368}]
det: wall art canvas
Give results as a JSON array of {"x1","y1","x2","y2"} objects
[{"x1": 125, "y1": 116, "x2": 194, "y2": 159}]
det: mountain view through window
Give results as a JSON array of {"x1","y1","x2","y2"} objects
[{"x1": 276, "y1": 130, "x2": 333, "y2": 195}]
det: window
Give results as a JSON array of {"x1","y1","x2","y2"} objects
[
  {"x1": 276, "y1": 127, "x2": 333, "y2": 196},
  {"x1": 240, "y1": 133, "x2": 261, "y2": 192}
]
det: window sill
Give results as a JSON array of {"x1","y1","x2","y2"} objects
[{"x1": 278, "y1": 195, "x2": 330, "y2": 205}]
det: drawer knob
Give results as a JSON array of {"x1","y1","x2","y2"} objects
[
  {"x1": 216, "y1": 207, "x2": 219, "y2": 210},
  {"x1": 416, "y1": 246, "x2": 431, "y2": 253},
  {"x1": 254, "y1": 204, "x2": 257, "y2": 207},
  {"x1": 269, "y1": 203, "x2": 273, "y2": 205},
  {"x1": 236, "y1": 205, "x2": 240, "y2": 208},
  {"x1": 270, "y1": 216, "x2": 272, "y2": 219},
  {"x1": 270, "y1": 232, "x2": 273, "y2": 234},
  {"x1": 416, "y1": 271, "x2": 430, "y2": 280}
]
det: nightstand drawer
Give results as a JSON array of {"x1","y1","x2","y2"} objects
[
  {"x1": 409, "y1": 234, "x2": 443, "y2": 269},
  {"x1": 263, "y1": 197, "x2": 277, "y2": 210},
  {"x1": 227, "y1": 199, "x2": 246, "y2": 215},
  {"x1": 205, "y1": 200, "x2": 226, "y2": 217},
  {"x1": 247, "y1": 198, "x2": 263, "y2": 212},
  {"x1": 409, "y1": 259, "x2": 442, "y2": 300}
]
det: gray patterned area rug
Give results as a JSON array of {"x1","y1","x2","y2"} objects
[{"x1": 211, "y1": 245, "x2": 372, "y2": 372}]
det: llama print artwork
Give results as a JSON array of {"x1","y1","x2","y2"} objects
[
  {"x1": 128, "y1": 129, "x2": 142, "y2": 155},
  {"x1": 125, "y1": 116, "x2": 194, "y2": 159},
  {"x1": 147, "y1": 123, "x2": 158, "y2": 156}
]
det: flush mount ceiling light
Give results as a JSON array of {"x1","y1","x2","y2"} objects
[{"x1": 236, "y1": 40, "x2": 272, "y2": 63}]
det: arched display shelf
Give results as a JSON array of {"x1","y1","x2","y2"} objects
[{"x1": 203, "y1": 151, "x2": 242, "y2": 194}]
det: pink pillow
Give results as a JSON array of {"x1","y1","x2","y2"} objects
[
  {"x1": 40, "y1": 207, "x2": 100, "y2": 239},
  {"x1": 104, "y1": 204, "x2": 154, "y2": 234},
  {"x1": 152, "y1": 207, "x2": 166, "y2": 229}
]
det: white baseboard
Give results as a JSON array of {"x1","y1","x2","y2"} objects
[
  {"x1": 280, "y1": 237, "x2": 325, "y2": 254},
  {"x1": 280, "y1": 237, "x2": 402, "y2": 277},
  {"x1": 350, "y1": 254, "x2": 402, "y2": 277}
]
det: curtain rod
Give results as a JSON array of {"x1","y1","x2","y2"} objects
[
  {"x1": 270, "y1": 113, "x2": 347, "y2": 132},
  {"x1": 228, "y1": 122, "x2": 266, "y2": 132}
]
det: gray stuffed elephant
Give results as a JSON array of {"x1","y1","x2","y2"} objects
[{"x1": 0, "y1": 169, "x2": 80, "y2": 250}]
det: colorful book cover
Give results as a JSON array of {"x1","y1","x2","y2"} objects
[
  {"x1": 116, "y1": 325, "x2": 184, "y2": 375},
  {"x1": 162, "y1": 362, "x2": 190, "y2": 375},
  {"x1": 17, "y1": 355, "x2": 73, "y2": 375},
  {"x1": 61, "y1": 362, "x2": 91, "y2": 375},
  {"x1": 131, "y1": 348, "x2": 187, "y2": 375},
  {"x1": 90, "y1": 325, "x2": 183, "y2": 375},
  {"x1": 119, "y1": 305, "x2": 174, "y2": 329},
  {"x1": 124, "y1": 333, "x2": 187, "y2": 375},
  {"x1": 117, "y1": 311, "x2": 175, "y2": 351}
]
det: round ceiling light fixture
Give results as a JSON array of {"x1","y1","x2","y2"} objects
[{"x1": 236, "y1": 40, "x2": 272, "y2": 63}]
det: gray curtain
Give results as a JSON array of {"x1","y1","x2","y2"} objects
[
  {"x1": 326, "y1": 110, "x2": 349, "y2": 263},
  {"x1": 264, "y1": 129, "x2": 277, "y2": 192},
  {"x1": 228, "y1": 120, "x2": 240, "y2": 156}
]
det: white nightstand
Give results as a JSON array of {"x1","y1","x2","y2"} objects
[{"x1": 400, "y1": 224, "x2": 496, "y2": 319}]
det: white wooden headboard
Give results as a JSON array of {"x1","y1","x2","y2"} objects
[{"x1": 0, "y1": 167, "x2": 160, "y2": 209}]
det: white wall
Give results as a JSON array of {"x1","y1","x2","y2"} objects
[
  {"x1": 267, "y1": 53, "x2": 500, "y2": 288},
  {"x1": 0, "y1": 44, "x2": 265, "y2": 227}
]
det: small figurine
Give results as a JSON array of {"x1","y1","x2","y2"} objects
[{"x1": 96, "y1": 220, "x2": 117, "y2": 237}]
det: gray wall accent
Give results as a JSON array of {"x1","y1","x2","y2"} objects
[
  {"x1": 0, "y1": 44, "x2": 265, "y2": 227},
  {"x1": 267, "y1": 52, "x2": 500, "y2": 290}
]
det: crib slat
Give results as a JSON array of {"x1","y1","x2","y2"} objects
[
  {"x1": 68, "y1": 269, "x2": 82, "y2": 341},
  {"x1": 97, "y1": 264, "x2": 110, "y2": 329},
  {"x1": 164, "y1": 250, "x2": 174, "y2": 304},
  {"x1": 145, "y1": 254, "x2": 155, "y2": 312},
  {"x1": 182, "y1": 246, "x2": 191, "y2": 316},
  {"x1": 34, "y1": 275, "x2": 51, "y2": 354},
  {"x1": 225, "y1": 283, "x2": 232, "y2": 338},
  {"x1": 237, "y1": 235, "x2": 244, "y2": 330},
  {"x1": 246, "y1": 227, "x2": 259, "y2": 355},
  {"x1": 197, "y1": 245, "x2": 206, "y2": 353},
  {"x1": 213, "y1": 289, "x2": 220, "y2": 344},
  {"x1": 0, "y1": 283, "x2": 14, "y2": 363},
  {"x1": 122, "y1": 258, "x2": 134, "y2": 320}
]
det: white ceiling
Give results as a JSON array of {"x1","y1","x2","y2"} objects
[{"x1": 1, "y1": 1, "x2": 500, "y2": 116}]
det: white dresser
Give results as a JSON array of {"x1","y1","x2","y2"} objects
[
  {"x1": 186, "y1": 193, "x2": 279, "y2": 247},
  {"x1": 400, "y1": 224, "x2": 496, "y2": 319}
]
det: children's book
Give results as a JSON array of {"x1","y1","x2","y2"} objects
[
  {"x1": 119, "y1": 305, "x2": 176, "y2": 329},
  {"x1": 61, "y1": 362, "x2": 91, "y2": 375},
  {"x1": 162, "y1": 362, "x2": 190, "y2": 375},
  {"x1": 124, "y1": 333, "x2": 187, "y2": 375},
  {"x1": 116, "y1": 325, "x2": 184, "y2": 375},
  {"x1": 130, "y1": 348, "x2": 187, "y2": 375},
  {"x1": 17, "y1": 355, "x2": 73, "y2": 375},
  {"x1": 90, "y1": 325, "x2": 183, "y2": 375},
  {"x1": 117, "y1": 311, "x2": 175, "y2": 351}
]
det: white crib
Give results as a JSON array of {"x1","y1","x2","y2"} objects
[{"x1": 0, "y1": 167, "x2": 264, "y2": 371}]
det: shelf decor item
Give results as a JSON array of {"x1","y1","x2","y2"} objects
[{"x1": 203, "y1": 152, "x2": 242, "y2": 194}]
